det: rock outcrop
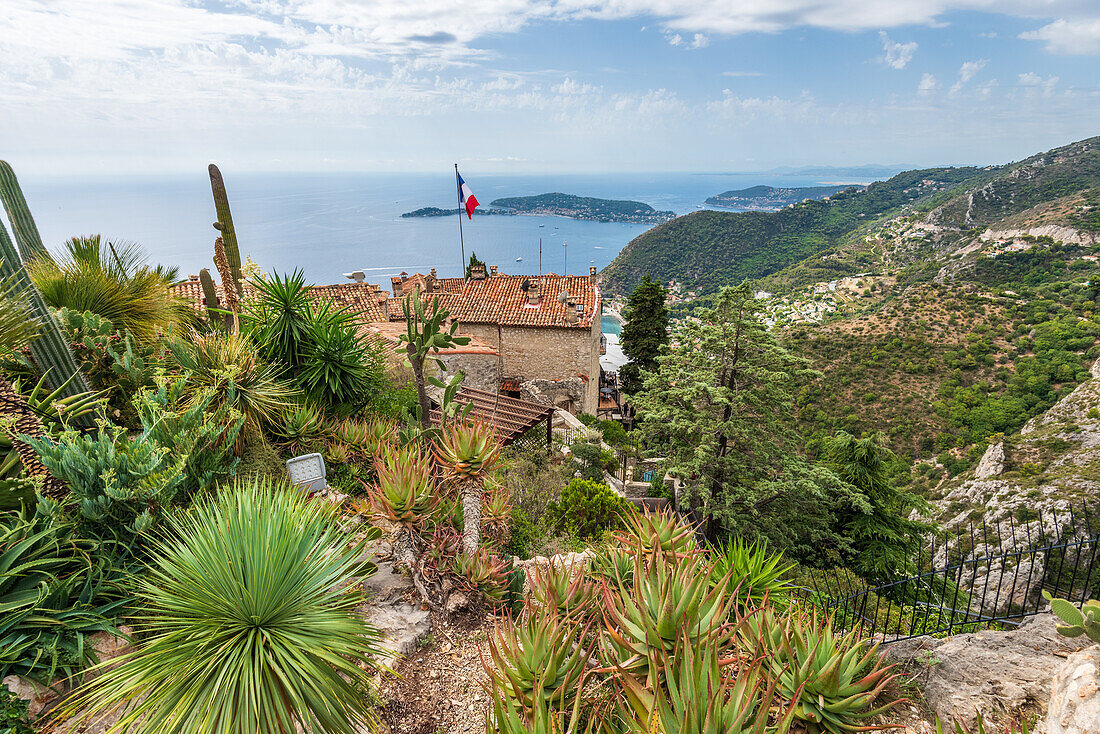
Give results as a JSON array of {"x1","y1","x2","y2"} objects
[
  {"x1": 973, "y1": 442, "x2": 1005, "y2": 479},
  {"x1": 886, "y1": 614, "x2": 1088, "y2": 730},
  {"x1": 1042, "y1": 645, "x2": 1100, "y2": 734},
  {"x1": 360, "y1": 551, "x2": 432, "y2": 669}
]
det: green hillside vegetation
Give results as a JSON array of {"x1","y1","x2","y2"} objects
[
  {"x1": 488, "y1": 192, "x2": 675, "y2": 223},
  {"x1": 705, "y1": 184, "x2": 856, "y2": 210},
  {"x1": 601, "y1": 167, "x2": 982, "y2": 296}
]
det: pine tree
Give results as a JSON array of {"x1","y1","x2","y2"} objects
[
  {"x1": 632, "y1": 283, "x2": 850, "y2": 542},
  {"x1": 618, "y1": 274, "x2": 668, "y2": 395}
]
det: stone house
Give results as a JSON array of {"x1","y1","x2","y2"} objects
[{"x1": 171, "y1": 263, "x2": 604, "y2": 414}]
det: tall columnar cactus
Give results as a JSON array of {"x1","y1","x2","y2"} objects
[
  {"x1": 0, "y1": 166, "x2": 91, "y2": 401},
  {"x1": 208, "y1": 164, "x2": 243, "y2": 297},
  {"x1": 0, "y1": 161, "x2": 51, "y2": 264}
]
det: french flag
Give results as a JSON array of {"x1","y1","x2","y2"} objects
[{"x1": 457, "y1": 170, "x2": 480, "y2": 219}]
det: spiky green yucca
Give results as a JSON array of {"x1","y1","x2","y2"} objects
[
  {"x1": 58, "y1": 479, "x2": 386, "y2": 734},
  {"x1": 711, "y1": 537, "x2": 795, "y2": 612}
]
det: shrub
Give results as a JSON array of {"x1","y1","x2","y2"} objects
[
  {"x1": 547, "y1": 478, "x2": 627, "y2": 540},
  {"x1": 296, "y1": 312, "x2": 388, "y2": 416},
  {"x1": 0, "y1": 684, "x2": 35, "y2": 734},
  {"x1": 58, "y1": 479, "x2": 387, "y2": 734}
]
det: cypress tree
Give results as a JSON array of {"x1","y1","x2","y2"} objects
[{"x1": 619, "y1": 274, "x2": 669, "y2": 395}]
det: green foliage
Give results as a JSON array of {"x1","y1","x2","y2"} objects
[
  {"x1": 0, "y1": 684, "x2": 35, "y2": 734},
  {"x1": 1044, "y1": 591, "x2": 1100, "y2": 643},
  {"x1": 243, "y1": 269, "x2": 315, "y2": 369},
  {"x1": 548, "y1": 478, "x2": 627, "y2": 539},
  {"x1": 632, "y1": 283, "x2": 849, "y2": 543},
  {"x1": 208, "y1": 164, "x2": 244, "y2": 298},
  {"x1": 133, "y1": 378, "x2": 243, "y2": 503},
  {"x1": 27, "y1": 235, "x2": 188, "y2": 342},
  {"x1": 0, "y1": 269, "x2": 37, "y2": 354},
  {"x1": 397, "y1": 290, "x2": 471, "y2": 430},
  {"x1": 486, "y1": 605, "x2": 588, "y2": 711},
  {"x1": 59, "y1": 478, "x2": 386, "y2": 734},
  {"x1": 618, "y1": 274, "x2": 669, "y2": 395},
  {"x1": 21, "y1": 424, "x2": 184, "y2": 554},
  {"x1": 711, "y1": 538, "x2": 795, "y2": 610},
  {"x1": 0, "y1": 511, "x2": 126, "y2": 684},
  {"x1": 488, "y1": 193, "x2": 674, "y2": 223},
  {"x1": 568, "y1": 441, "x2": 613, "y2": 482},
  {"x1": 170, "y1": 331, "x2": 298, "y2": 449},
  {"x1": 465, "y1": 251, "x2": 486, "y2": 279}
]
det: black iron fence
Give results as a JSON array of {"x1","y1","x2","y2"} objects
[{"x1": 803, "y1": 504, "x2": 1100, "y2": 643}]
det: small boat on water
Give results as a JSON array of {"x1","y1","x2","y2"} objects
[
  {"x1": 539, "y1": 224, "x2": 545, "y2": 228},
  {"x1": 589, "y1": 259, "x2": 595, "y2": 263},
  {"x1": 515, "y1": 257, "x2": 523, "y2": 262}
]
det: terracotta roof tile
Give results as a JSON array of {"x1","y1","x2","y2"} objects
[{"x1": 171, "y1": 279, "x2": 388, "y2": 323}]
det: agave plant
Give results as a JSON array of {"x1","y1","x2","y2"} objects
[
  {"x1": 614, "y1": 507, "x2": 697, "y2": 559},
  {"x1": 486, "y1": 605, "x2": 589, "y2": 714},
  {"x1": 602, "y1": 552, "x2": 731, "y2": 687},
  {"x1": 367, "y1": 444, "x2": 438, "y2": 529},
  {"x1": 741, "y1": 607, "x2": 901, "y2": 734},
  {"x1": 453, "y1": 547, "x2": 512, "y2": 603},
  {"x1": 56, "y1": 479, "x2": 387, "y2": 734},
  {"x1": 617, "y1": 635, "x2": 791, "y2": 734},
  {"x1": 529, "y1": 563, "x2": 600, "y2": 621},
  {"x1": 170, "y1": 331, "x2": 298, "y2": 450},
  {"x1": 711, "y1": 537, "x2": 795, "y2": 612},
  {"x1": 434, "y1": 418, "x2": 501, "y2": 554},
  {"x1": 588, "y1": 546, "x2": 635, "y2": 588}
]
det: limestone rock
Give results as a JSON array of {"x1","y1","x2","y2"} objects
[
  {"x1": 3, "y1": 675, "x2": 61, "y2": 717},
  {"x1": 363, "y1": 601, "x2": 432, "y2": 669},
  {"x1": 886, "y1": 614, "x2": 1088, "y2": 730},
  {"x1": 1041, "y1": 644, "x2": 1100, "y2": 734},
  {"x1": 974, "y1": 442, "x2": 1005, "y2": 479}
]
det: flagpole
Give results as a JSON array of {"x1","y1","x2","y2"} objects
[{"x1": 455, "y1": 163, "x2": 466, "y2": 279}]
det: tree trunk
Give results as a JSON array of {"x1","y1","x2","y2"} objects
[
  {"x1": 391, "y1": 527, "x2": 433, "y2": 606},
  {"x1": 461, "y1": 479, "x2": 482, "y2": 555},
  {"x1": 406, "y1": 342, "x2": 434, "y2": 430}
]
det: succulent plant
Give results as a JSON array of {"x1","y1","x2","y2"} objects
[
  {"x1": 486, "y1": 606, "x2": 589, "y2": 713},
  {"x1": 529, "y1": 563, "x2": 600, "y2": 621},
  {"x1": 711, "y1": 537, "x2": 795, "y2": 612},
  {"x1": 741, "y1": 607, "x2": 900, "y2": 734},
  {"x1": 453, "y1": 547, "x2": 512, "y2": 603},
  {"x1": 435, "y1": 418, "x2": 502, "y2": 481},
  {"x1": 614, "y1": 507, "x2": 697, "y2": 559},
  {"x1": 602, "y1": 552, "x2": 730, "y2": 686},
  {"x1": 1044, "y1": 591, "x2": 1100, "y2": 643},
  {"x1": 366, "y1": 445, "x2": 438, "y2": 529},
  {"x1": 481, "y1": 484, "x2": 513, "y2": 546},
  {"x1": 276, "y1": 403, "x2": 325, "y2": 453},
  {"x1": 588, "y1": 546, "x2": 635, "y2": 587},
  {"x1": 423, "y1": 525, "x2": 462, "y2": 579},
  {"x1": 617, "y1": 635, "x2": 791, "y2": 734},
  {"x1": 325, "y1": 442, "x2": 352, "y2": 465}
]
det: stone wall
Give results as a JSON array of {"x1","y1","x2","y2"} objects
[
  {"x1": 498, "y1": 325, "x2": 599, "y2": 413},
  {"x1": 433, "y1": 352, "x2": 499, "y2": 393}
]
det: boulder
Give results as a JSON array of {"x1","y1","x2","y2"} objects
[
  {"x1": 1041, "y1": 644, "x2": 1100, "y2": 734},
  {"x1": 886, "y1": 614, "x2": 1088, "y2": 730},
  {"x1": 974, "y1": 442, "x2": 1005, "y2": 479}
]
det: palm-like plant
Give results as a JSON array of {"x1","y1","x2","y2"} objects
[
  {"x1": 170, "y1": 331, "x2": 298, "y2": 450},
  {"x1": 0, "y1": 269, "x2": 38, "y2": 353},
  {"x1": 434, "y1": 418, "x2": 501, "y2": 554},
  {"x1": 243, "y1": 269, "x2": 314, "y2": 368},
  {"x1": 57, "y1": 479, "x2": 387, "y2": 734},
  {"x1": 27, "y1": 235, "x2": 191, "y2": 341}
]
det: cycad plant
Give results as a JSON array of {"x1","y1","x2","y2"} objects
[
  {"x1": 27, "y1": 235, "x2": 190, "y2": 342},
  {"x1": 434, "y1": 418, "x2": 501, "y2": 554},
  {"x1": 56, "y1": 479, "x2": 387, "y2": 734}
]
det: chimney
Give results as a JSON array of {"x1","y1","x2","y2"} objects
[
  {"x1": 188, "y1": 274, "x2": 199, "y2": 282},
  {"x1": 527, "y1": 278, "x2": 541, "y2": 305},
  {"x1": 429, "y1": 268, "x2": 437, "y2": 279},
  {"x1": 589, "y1": 266, "x2": 597, "y2": 282},
  {"x1": 565, "y1": 299, "x2": 578, "y2": 324},
  {"x1": 489, "y1": 265, "x2": 498, "y2": 277},
  {"x1": 425, "y1": 271, "x2": 435, "y2": 293},
  {"x1": 471, "y1": 264, "x2": 487, "y2": 280}
]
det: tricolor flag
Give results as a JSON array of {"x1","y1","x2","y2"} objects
[{"x1": 456, "y1": 169, "x2": 480, "y2": 219}]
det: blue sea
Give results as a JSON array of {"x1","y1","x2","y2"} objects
[{"x1": 17, "y1": 171, "x2": 869, "y2": 285}]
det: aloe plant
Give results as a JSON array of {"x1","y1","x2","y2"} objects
[
  {"x1": 434, "y1": 418, "x2": 501, "y2": 554},
  {"x1": 711, "y1": 537, "x2": 795, "y2": 612},
  {"x1": 1044, "y1": 590, "x2": 1100, "y2": 643},
  {"x1": 529, "y1": 563, "x2": 600, "y2": 621},
  {"x1": 614, "y1": 506, "x2": 697, "y2": 559},
  {"x1": 486, "y1": 606, "x2": 589, "y2": 713},
  {"x1": 453, "y1": 547, "x2": 512, "y2": 603},
  {"x1": 368, "y1": 444, "x2": 438, "y2": 529}
]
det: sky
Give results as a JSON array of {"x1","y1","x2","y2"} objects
[{"x1": 2, "y1": 1, "x2": 1098, "y2": 176}]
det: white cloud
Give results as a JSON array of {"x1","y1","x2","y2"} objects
[
  {"x1": 918, "y1": 73, "x2": 938, "y2": 95},
  {"x1": 949, "y1": 58, "x2": 988, "y2": 95},
  {"x1": 722, "y1": 70, "x2": 765, "y2": 77},
  {"x1": 1017, "y1": 71, "x2": 1059, "y2": 96},
  {"x1": 1021, "y1": 18, "x2": 1100, "y2": 55},
  {"x1": 879, "y1": 31, "x2": 917, "y2": 69}
]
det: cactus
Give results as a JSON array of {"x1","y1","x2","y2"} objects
[
  {"x1": 0, "y1": 161, "x2": 51, "y2": 263},
  {"x1": 208, "y1": 164, "x2": 243, "y2": 296},
  {"x1": 1044, "y1": 590, "x2": 1100, "y2": 643},
  {"x1": 198, "y1": 267, "x2": 227, "y2": 328},
  {"x1": 0, "y1": 167, "x2": 92, "y2": 401}
]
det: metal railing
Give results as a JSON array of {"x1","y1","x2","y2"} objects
[{"x1": 803, "y1": 504, "x2": 1100, "y2": 642}]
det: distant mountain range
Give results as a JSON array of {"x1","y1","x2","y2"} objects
[
  {"x1": 402, "y1": 192, "x2": 675, "y2": 224},
  {"x1": 706, "y1": 184, "x2": 861, "y2": 211}
]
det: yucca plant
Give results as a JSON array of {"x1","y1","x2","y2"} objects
[
  {"x1": 434, "y1": 418, "x2": 501, "y2": 554},
  {"x1": 614, "y1": 507, "x2": 697, "y2": 559},
  {"x1": 711, "y1": 537, "x2": 795, "y2": 612},
  {"x1": 529, "y1": 563, "x2": 600, "y2": 622},
  {"x1": 617, "y1": 635, "x2": 791, "y2": 734},
  {"x1": 297, "y1": 310, "x2": 386, "y2": 416},
  {"x1": 486, "y1": 605, "x2": 589, "y2": 714},
  {"x1": 602, "y1": 552, "x2": 731, "y2": 688},
  {"x1": 741, "y1": 607, "x2": 901, "y2": 734},
  {"x1": 170, "y1": 331, "x2": 298, "y2": 450},
  {"x1": 56, "y1": 479, "x2": 387, "y2": 734},
  {"x1": 453, "y1": 547, "x2": 512, "y2": 603}
]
